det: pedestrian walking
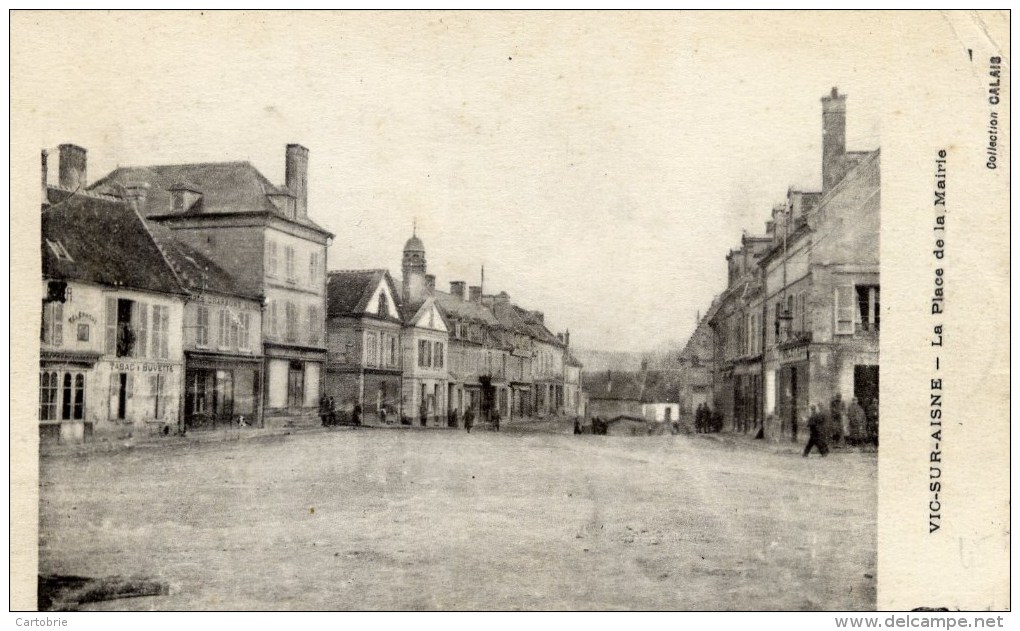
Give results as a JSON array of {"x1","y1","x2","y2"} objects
[
  {"x1": 419, "y1": 404, "x2": 428, "y2": 427},
  {"x1": 352, "y1": 404, "x2": 362, "y2": 427},
  {"x1": 464, "y1": 408, "x2": 474, "y2": 433},
  {"x1": 574, "y1": 418, "x2": 582, "y2": 435},
  {"x1": 803, "y1": 404, "x2": 829, "y2": 457}
]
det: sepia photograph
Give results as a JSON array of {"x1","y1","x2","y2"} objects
[{"x1": 9, "y1": 10, "x2": 1010, "y2": 616}]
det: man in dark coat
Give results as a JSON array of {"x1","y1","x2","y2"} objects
[
  {"x1": 847, "y1": 397, "x2": 866, "y2": 446},
  {"x1": 803, "y1": 404, "x2": 829, "y2": 457},
  {"x1": 464, "y1": 408, "x2": 474, "y2": 433},
  {"x1": 830, "y1": 394, "x2": 846, "y2": 445}
]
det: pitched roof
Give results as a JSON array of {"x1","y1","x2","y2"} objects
[
  {"x1": 148, "y1": 223, "x2": 262, "y2": 300},
  {"x1": 42, "y1": 189, "x2": 186, "y2": 296},
  {"x1": 89, "y1": 161, "x2": 330, "y2": 234},
  {"x1": 433, "y1": 290, "x2": 499, "y2": 325},
  {"x1": 326, "y1": 269, "x2": 400, "y2": 320}
]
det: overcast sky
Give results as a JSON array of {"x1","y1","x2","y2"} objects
[{"x1": 14, "y1": 11, "x2": 905, "y2": 352}]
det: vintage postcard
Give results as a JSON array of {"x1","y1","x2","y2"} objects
[{"x1": 9, "y1": 10, "x2": 1010, "y2": 616}]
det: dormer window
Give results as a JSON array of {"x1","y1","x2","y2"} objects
[
  {"x1": 378, "y1": 292, "x2": 389, "y2": 316},
  {"x1": 173, "y1": 190, "x2": 185, "y2": 211},
  {"x1": 46, "y1": 239, "x2": 73, "y2": 262}
]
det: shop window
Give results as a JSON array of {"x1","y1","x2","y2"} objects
[
  {"x1": 39, "y1": 372, "x2": 58, "y2": 421},
  {"x1": 39, "y1": 371, "x2": 85, "y2": 422}
]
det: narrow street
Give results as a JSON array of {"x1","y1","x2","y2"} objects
[{"x1": 39, "y1": 426, "x2": 876, "y2": 610}]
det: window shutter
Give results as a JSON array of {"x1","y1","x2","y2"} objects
[
  {"x1": 834, "y1": 286, "x2": 854, "y2": 334},
  {"x1": 135, "y1": 302, "x2": 148, "y2": 358},
  {"x1": 53, "y1": 303, "x2": 64, "y2": 346},
  {"x1": 127, "y1": 374, "x2": 134, "y2": 400},
  {"x1": 106, "y1": 298, "x2": 117, "y2": 355}
]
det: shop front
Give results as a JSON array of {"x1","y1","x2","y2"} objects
[
  {"x1": 184, "y1": 351, "x2": 263, "y2": 429},
  {"x1": 39, "y1": 350, "x2": 101, "y2": 443},
  {"x1": 264, "y1": 343, "x2": 326, "y2": 427},
  {"x1": 776, "y1": 344, "x2": 810, "y2": 441}
]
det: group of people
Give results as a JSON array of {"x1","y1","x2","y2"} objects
[
  {"x1": 573, "y1": 416, "x2": 608, "y2": 435},
  {"x1": 318, "y1": 396, "x2": 363, "y2": 427},
  {"x1": 694, "y1": 403, "x2": 723, "y2": 434},
  {"x1": 803, "y1": 394, "x2": 879, "y2": 457}
]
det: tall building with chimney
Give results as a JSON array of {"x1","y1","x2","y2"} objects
[
  {"x1": 703, "y1": 87, "x2": 880, "y2": 444},
  {"x1": 91, "y1": 144, "x2": 334, "y2": 428}
]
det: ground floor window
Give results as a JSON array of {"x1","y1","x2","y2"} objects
[{"x1": 39, "y1": 370, "x2": 85, "y2": 421}]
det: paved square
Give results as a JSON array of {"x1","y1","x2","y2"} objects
[{"x1": 39, "y1": 429, "x2": 876, "y2": 610}]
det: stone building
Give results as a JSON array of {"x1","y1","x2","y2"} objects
[
  {"x1": 676, "y1": 309, "x2": 714, "y2": 425},
  {"x1": 699, "y1": 87, "x2": 880, "y2": 443},
  {"x1": 91, "y1": 144, "x2": 333, "y2": 428},
  {"x1": 41, "y1": 146, "x2": 188, "y2": 442},
  {"x1": 152, "y1": 225, "x2": 265, "y2": 430},
  {"x1": 398, "y1": 233, "x2": 449, "y2": 425},
  {"x1": 324, "y1": 269, "x2": 404, "y2": 422}
]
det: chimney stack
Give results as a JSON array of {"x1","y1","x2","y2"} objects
[
  {"x1": 565, "y1": 329, "x2": 570, "y2": 347},
  {"x1": 821, "y1": 87, "x2": 847, "y2": 193},
  {"x1": 532, "y1": 311, "x2": 544, "y2": 324},
  {"x1": 469, "y1": 285, "x2": 482, "y2": 302},
  {"x1": 285, "y1": 144, "x2": 309, "y2": 218},
  {"x1": 425, "y1": 274, "x2": 436, "y2": 291},
  {"x1": 450, "y1": 281, "x2": 466, "y2": 300},
  {"x1": 41, "y1": 149, "x2": 49, "y2": 204},
  {"x1": 58, "y1": 144, "x2": 87, "y2": 191}
]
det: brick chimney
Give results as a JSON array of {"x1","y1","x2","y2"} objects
[
  {"x1": 41, "y1": 149, "x2": 48, "y2": 204},
  {"x1": 450, "y1": 281, "x2": 466, "y2": 300},
  {"x1": 285, "y1": 144, "x2": 309, "y2": 218},
  {"x1": 58, "y1": 144, "x2": 87, "y2": 191},
  {"x1": 469, "y1": 285, "x2": 482, "y2": 302},
  {"x1": 821, "y1": 87, "x2": 847, "y2": 193},
  {"x1": 564, "y1": 329, "x2": 570, "y2": 347},
  {"x1": 425, "y1": 274, "x2": 436, "y2": 291},
  {"x1": 532, "y1": 310, "x2": 544, "y2": 324}
]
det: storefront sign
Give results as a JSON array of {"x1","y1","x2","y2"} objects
[
  {"x1": 68, "y1": 311, "x2": 97, "y2": 325},
  {"x1": 111, "y1": 360, "x2": 177, "y2": 373},
  {"x1": 195, "y1": 292, "x2": 256, "y2": 310},
  {"x1": 780, "y1": 346, "x2": 809, "y2": 363}
]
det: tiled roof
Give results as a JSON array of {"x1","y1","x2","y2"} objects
[
  {"x1": 148, "y1": 223, "x2": 262, "y2": 300},
  {"x1": 42, "y1": 189, "x2": 186, "y2": 296},
  {"x1": 326, "y1": 269, "x2": 400, "y2": 320},
  {"x1": 89, "y1": 161, "x2": 330, "y2": 234},
  {"x1": 434, "y1": 290, "x2": 498, "y2": 325}
]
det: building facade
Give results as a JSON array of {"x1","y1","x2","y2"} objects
[
  {"x1": 324, "y1": 269, "x2": 404, "y2": 422},
  {"x1": 41, "y1": 150, "x2": 188, "y2": 442},
  {"x1": 697, "y1": 87, "x2": 880, "y2": 444},
  {"x1": 91, "y1": 144, "x2": 333, "y2": 428}
]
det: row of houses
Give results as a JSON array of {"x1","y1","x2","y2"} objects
[
  {"x1": 39, "y1": 143, "x2": 583, "y2": 443},
  {"x1": 691, "y1": 87, "x2": 880, "y2": 442}
]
